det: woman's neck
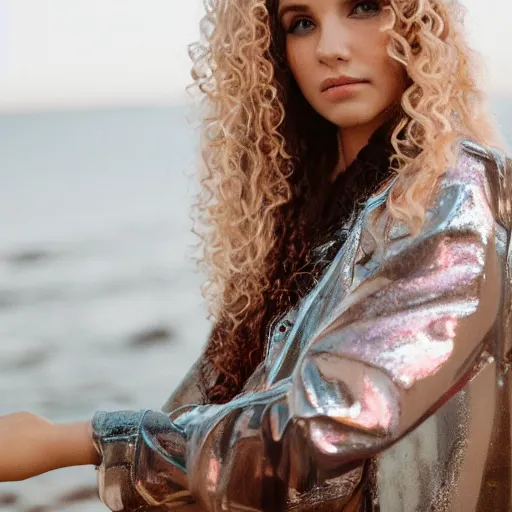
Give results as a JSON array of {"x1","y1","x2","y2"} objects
[{"x1": 331, "y1": 104, "x2": 402, "y2": 182}]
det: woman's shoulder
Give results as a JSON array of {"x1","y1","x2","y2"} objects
[
  {"x1": 457, "y1": 137, "x2": 510, "y2": 183},
  {"x1": 457, "y1": 137, "x2": 511, "y2": 231},
  {"x1": 371, "y1": 137, "x2": 507, "y2": 245},
  {"x1": 449, "y1": 137, "x2": 499, "y2": 184},
  {"x1": 459, "y1": 137, "x2": 498, "y2": 161}
]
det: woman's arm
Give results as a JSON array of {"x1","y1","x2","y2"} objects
[
  {"x1": 90, "y1": 150, "x2": 504, "y2": 511},
  {"x1": 0, "y1": 412, "x2": 98, "y2": 481},
  {"x1": 0, "y1": 327, "x2": 212, "y2": 480},
  {"x1": 51, "y1": 419, "x2": 100, "y2": 467}
]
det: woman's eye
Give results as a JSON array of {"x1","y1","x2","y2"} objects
[
  {"x1": 285, "y1": 1, "x2": 380, "y2": 35},
  {"x1": 288, "y1": 18, "x2": 311, "y2": 32},
  {"x1": 351, "y1": 0, "x2": 380, "y2": 16}
]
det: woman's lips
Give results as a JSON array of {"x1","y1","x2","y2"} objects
[{"x1": 322, "y1": 81, "x2": 368, "y2": 100}]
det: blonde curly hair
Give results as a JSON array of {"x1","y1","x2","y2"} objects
[{"x1": 186, "y1": 0, "x2": 507, "y2": 402}]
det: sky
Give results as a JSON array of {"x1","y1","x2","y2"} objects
[{"x1": 0, "y1": 0, "x2": 508, "y2": 113}]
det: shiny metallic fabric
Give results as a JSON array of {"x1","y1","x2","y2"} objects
[{"x1": 91, "y1": 138, "x2": 512, "y2": 511}]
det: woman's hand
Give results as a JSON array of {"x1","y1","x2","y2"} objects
[
  {"x1": 0, "y1": 411, "x2": 56, "y2": 481},
  {"x1": 0, "y1": 412, "x2": 100, "y2": 482}
]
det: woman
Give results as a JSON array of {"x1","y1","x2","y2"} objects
[{"x1": 1, "y1": 0, "x2": 511, "y2": 510}]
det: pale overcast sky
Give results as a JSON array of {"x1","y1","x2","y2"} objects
[{"x1": 0, "y1": 0, "x2": 508, "y2": 112}]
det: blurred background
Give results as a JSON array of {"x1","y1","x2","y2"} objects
[{"x1": 0, "y1": 0, "x2": 510, "y2": 510}]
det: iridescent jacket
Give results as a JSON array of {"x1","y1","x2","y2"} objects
[{"x1": 91, "y1": 137, "x2": 512, "y2": 512}]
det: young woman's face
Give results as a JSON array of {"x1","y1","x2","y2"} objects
[{"x1": 278, "y1": 0, "x2": 408, "y2": 129}]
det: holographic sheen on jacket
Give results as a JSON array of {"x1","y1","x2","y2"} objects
[{"x1": 91, "y1": 138, "x2": 512, "y2": 512}]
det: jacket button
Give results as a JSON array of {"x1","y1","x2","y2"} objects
[{"x1": 276, "y1": 319, "x2": 293, "y2": 335}]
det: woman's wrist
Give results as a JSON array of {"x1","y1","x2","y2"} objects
[{"x1": 48, "y1": 420, "x2": 101, "y2": 469}]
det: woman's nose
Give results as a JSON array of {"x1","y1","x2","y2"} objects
[{"x1": 316, "y1": 24, "x2": 351, "y2": 65}]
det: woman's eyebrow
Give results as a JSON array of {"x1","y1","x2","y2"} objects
[
  {"x1": 278, "y1": 3, "x2": 310, "y2": 22},
  {"x1": 278, "y1": 0, "x2": 353, "y2": 21}
]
